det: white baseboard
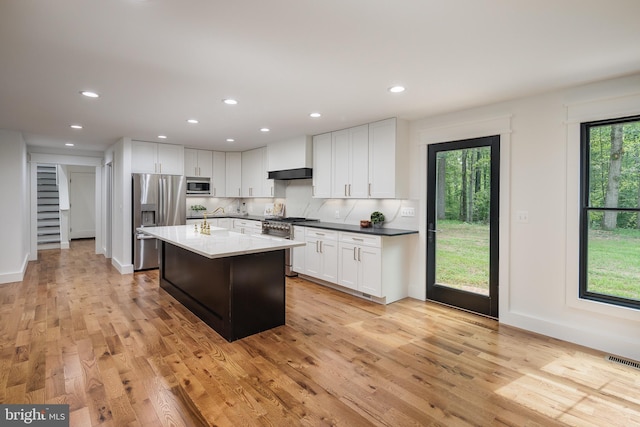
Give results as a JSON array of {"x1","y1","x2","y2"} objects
[
  {"x1": 501, "y1": 310, "x2": 640, "y2": 362},
  {"x1": 111, "y1": 257, "x2": 134, "y2": 275},
  {"x1": 0, "y1": 254, "x2": 29, "y2": 284}
]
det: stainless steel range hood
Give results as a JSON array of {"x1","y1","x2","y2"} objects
[
  {"x1": 267, "y1": 136, "x2": 313, "y2": 180},
  {"x1": 268, "y1": 168, "x2": 312, "y2": 180}
]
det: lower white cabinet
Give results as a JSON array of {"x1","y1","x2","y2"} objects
[
  {"x1": 304, "y1": 228, "x2": 338, "y2": 282},
  {"x1": 338, "y1": 233, "x2": 382, "y2": 296},
  {"x1": 292, "y1": 226, "x2": 306, "y2": 273},
  {"x1": 296, "y1": 227, "x2": 414, "y2": 304},
  {"x1": 232, "y1": 219, "x2": 261, "y2": 234}
]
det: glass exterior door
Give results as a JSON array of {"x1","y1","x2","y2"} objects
[{"x1": 427, "y1": 135, "x2": 499, "y2": 317}]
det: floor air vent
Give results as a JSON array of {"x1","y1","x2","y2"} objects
[{"x1": 606, "y1": 355, "x2": 640, "y2": 370}]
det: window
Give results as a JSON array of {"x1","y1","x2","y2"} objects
[{"x1": 580, "y1": 115, "x2": 640, "y2": 309}]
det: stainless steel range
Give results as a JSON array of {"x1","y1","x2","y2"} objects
[{"x1": 262, "y1": 217, "x2": 317, "y2": 276}]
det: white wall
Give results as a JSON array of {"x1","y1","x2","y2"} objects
[
  {"x1": 0, "y1": 130, "x2": 29, "y2": 284},
  {"x1": 109, "y1": 138, "x2": 134, "y2": 274},
  {"x1": 409, "y1": 73, "x2": 640, "y2": 361}
]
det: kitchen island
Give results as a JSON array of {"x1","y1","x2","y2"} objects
[{"x1": 139, "y1": 225, "x2": 304, "y2": 341}]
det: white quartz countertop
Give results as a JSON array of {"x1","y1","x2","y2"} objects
[{"x1": 138, "y1": 225, "x2": 305, "y2": 259}]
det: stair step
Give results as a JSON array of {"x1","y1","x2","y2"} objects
[
  {"x1": 38, "y1": 212, "x2": 60, "y2": 220},
  {"x1": 37, "y1": 235, "x2": 60, "y2": 244},
  {"x1": 38, "y1": 219, "x2": 60, "y2": 227},
  {"x1": 38, "y1": 228, "x2": 61, "y2": 236},
  {"x1": 38, "y1": 206, "x2": 59, "y2": 213}
]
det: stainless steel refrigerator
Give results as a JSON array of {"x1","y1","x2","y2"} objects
[{"x1": 132, "y1": 173, "x2": 186, "y2": 270}]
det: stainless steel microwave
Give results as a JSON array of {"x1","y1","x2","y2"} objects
[{"x1": 186, "y1": 178, "x2": 211, "y2": 195}]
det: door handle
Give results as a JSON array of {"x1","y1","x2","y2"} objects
[{"x1": 353, "y1": 247, "x2": 357, "y2": 260}]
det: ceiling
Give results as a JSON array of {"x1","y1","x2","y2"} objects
[{"x1": 1, "y1": 0, "x2": 640, "y2": 154}]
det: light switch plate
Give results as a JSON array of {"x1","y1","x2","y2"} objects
[{"x1": 401, "y1": 207, "x2": 415, "y2": 217}]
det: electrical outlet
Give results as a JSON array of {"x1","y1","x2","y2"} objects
[
  {"x1": 401, "y1": 207, "x2": 415, "y2": 217},
  {"x1": 334, "y1": 210, "x2": 340, "y2": 219}
]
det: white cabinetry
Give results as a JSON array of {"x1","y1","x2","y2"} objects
[
  {"x1": 225, "y1": 152, "x2": 242, "y2": 197},
  {"x1": 331, "y1": 125, "x2": 369, "y2": 198},
  {"x1": 292, "y1": 226, "x2": 306, "y2": 273},
  {"x1": 212, "y1": 151, "x2": 226, "y2": 197},
  {"x1": 232, "y1": 219, "x2": 261, "y2": 234},
  {"x1": 184, "y1": 149, "x2": 213, "y2": 178},
  {"x1": 304, "y1": 228, "x2": 338, "y2": 282},
  {"x1": 132, "y1": 141, "x2": 184, "y2": 175},
  {"x1": 312, "y1": 133, "x2": 332, "y2": 198},
  {"x1": 338, "y1": 233, "x2": 382, "y2": 296},
  {"x1": 242, "y1": 147, "x2": 263, "y2": 197},
  {"x1": 368, "y1": 118, "x2": 409, "y2": 199}
]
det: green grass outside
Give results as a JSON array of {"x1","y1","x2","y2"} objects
[
  {"x1": 436, "y1": 220, "x2": 640, "y2": 302},
  {"x1": 588, "y1": 228, "x2": 640, "y2": 301}
]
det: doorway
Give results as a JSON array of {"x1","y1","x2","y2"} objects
[{"x1": 426, "y1": 135, "x2": 500, "y2": 317}]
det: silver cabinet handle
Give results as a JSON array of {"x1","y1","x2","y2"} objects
[
  {"x1": 348, "y1": 184, "x2": 351, "y2": 196},
  {"x1": 344, "y1": 184, "x2": 347, "y2": 197},
  {"x1": 358, "y1": 247, "x2": 361, "y2": 261},
  {"x1": 353, "y1": 237, "x2": 363, "y2": 241},
  {"x1": 353, "y1": 247, "x2": 357, "y2": 261},
  {"x1": 368, "y1": 183, "x2": 371, "y2": 197},
  {"x1": 320, "y1": 240, "x2": 323, "y2": 253}
]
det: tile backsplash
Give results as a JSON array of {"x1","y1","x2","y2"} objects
[{"x1": 187, "y1": 179, "x2": 419, "y2": 229}]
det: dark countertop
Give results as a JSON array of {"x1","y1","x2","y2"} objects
[
  {"x1": 298, "y1": 221, "x2": 418, "y2": 237},
  {"x1": 186, "y1": 215, "x2": 418, "y2": 237}
]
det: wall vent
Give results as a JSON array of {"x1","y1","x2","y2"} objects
[{"x1": 606, "y1": 355, "x2": 640, "y2": 370}]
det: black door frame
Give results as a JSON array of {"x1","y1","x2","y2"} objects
[{"x1": 426, "y1": 135, "x2": 500, "y2": 318}]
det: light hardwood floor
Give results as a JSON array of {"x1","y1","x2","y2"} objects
[{"x1": 1, "y1": 239, "x2": 639, "y2": 426}]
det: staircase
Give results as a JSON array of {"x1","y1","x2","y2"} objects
[{"x1": 37, "y1": 165, "x2": 61, "y2": 246}]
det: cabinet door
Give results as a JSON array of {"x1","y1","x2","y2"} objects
[
  {"x1": 184, "y1": 148, "x2": 199, "y2": 176},
  {"x1": 320, "y1": 238, "x2": 338, "y2": 282},
  {"x1": 198, "y1": 150, "x2": 213, "y2": 179},
  {"x1": 262, "y1": 147, "x2": 275, "y2": 197},
  {"x1": 359, "y1": 246, "x2": 382, "y2": 296},
  {"x1": 212, "y1": 151, "x2": 226, "y2": 197},
  {"x1": 312, "y1": 133, "x2": 332, "y2": 198},
  {"x1": 338, "y1": 243, "x2": 358, "y2": 290},
  {"x1": 304, "y1": 237, "x2": 321, "y2": 278},
  {"x1": 131, "y1": 140, "x2": 157, "y2": 173},
  {"x1": 349, "y1": 124, "x2": 369, "y2": 198},
  {"x1": 369, "y1": 118, "x2": 396, "y2": 198},
  {"x1": 292, "y1": 226, "x2": 306, "y2": 273},
  {"x1": 241, "y1": 148, "x2": 262, "y2": 197},
  {"x1": 225, "y1": 152, "x2": 242, "y2": 197},
  {"x1": 157, "y1": 143, "x2": 184, "y2": 175},
  {"x1": 331, "y1": 129, "x2": 349, "y2": 198}
]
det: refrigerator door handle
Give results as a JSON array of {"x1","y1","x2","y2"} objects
[{"x1": 158, "y1": 177, "x2": 165, "y2": 226}]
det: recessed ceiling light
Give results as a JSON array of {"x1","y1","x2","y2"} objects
[
  {"x1": 158, "y1": 135, "x2": 167, "y2": 139},
  {"x1": 187, "y1": 119, "x2": 199, "y2": 124},
  {"x1": 260, "y1": 128, "x2": 270, "y2": 132},
  {"x1": 309, "y1": 112, "x2": 322, "y2": 118},
  {"x1": 80, "y1": 90, "x2": 100, "y2": 98},
  {"x1": 388, "y1": 85, "x2": 406, "y2": 93},
  {"x1": 226, "y1": 138, "x2": 235, "y2": 143},
  {"x1": 70, "y1": 124, "x2": 83, "y2": 129},
  {"x1": 65, "y1": 142, "x2": 74, "y2": 147},
  {"x1": 223, "y1": 99, "x2": 238, "y2": 105}
]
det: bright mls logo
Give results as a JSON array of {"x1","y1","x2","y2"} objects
[{"x1": 1, "y1": 405, "x2": 69, "y2": 426}]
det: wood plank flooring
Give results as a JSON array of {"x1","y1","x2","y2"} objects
[{"x1": 1, "y1": 239, "x2": 639, "y2": 426}]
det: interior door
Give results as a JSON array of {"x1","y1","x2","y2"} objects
[
  {"x1": 69, "y1": 171, "x2": 96, "y2": 239},
  {"x1": 427, "y1": 135, "x2": 499, "y2": 318}
]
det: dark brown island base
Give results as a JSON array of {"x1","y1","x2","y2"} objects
[
  {"x1": 159, "y1": 242, "x2": 285, "y2": 341},
  {"x1": 138, "y1": 225, "x2": 304, "y2": 342}
]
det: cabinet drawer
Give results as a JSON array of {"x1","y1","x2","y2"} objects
[
  {"x1": 305, "y1": 228, "x2": 337, "y2": 240},
  {"x1": 233, "y1": 219, "x2": 260, "y2": 228},
  {"x1": 339, "y1": 232, "x2": 380, "y2": 247}
]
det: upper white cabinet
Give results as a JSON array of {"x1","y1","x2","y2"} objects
[
  {"x1": 242, "y1": 147, "x2": 264, "y2": 197},
  {"x1": 212, "y1": 151, "x2": 226, "y2": 197},
  {"x1": 368, "y1": 118, "x2": 409, "y2": 199},
  {"x1": 316, "y1": 117, "x2": 408, "y2": 199},
  {"x1": 184, "y1": 149, "x2": 213, "y2": 179},
  {"x1": 132, "y1": 141, "x2": 184, "y2": 175},
  {"x1": 225, "y1": 152, "x2": 242, "y2": 197},
  {"x1": 312, "y1": 133, "x2": 332, "y2": 198},
  {"x1": 331, "y1": 124, "x2": 369, "y2": 198}
]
